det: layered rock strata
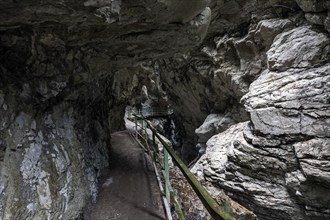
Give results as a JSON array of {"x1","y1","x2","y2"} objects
[
  {"x1": 0, "y1": 1, "x2": 211, "y2": 219},
  {"x1": 191, "y1": 2, "x2": 330, "y2": 219},
  {"x1": 0, "y1": 0, "x2": 329, "y2": 219}
]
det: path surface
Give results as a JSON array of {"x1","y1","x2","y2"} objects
[{"x1": 90, "y1": 131, "x2": 165, "y2": 220}]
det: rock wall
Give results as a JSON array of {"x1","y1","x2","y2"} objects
[
  {"x1": 0, "y1": 84, "x2": 112, "y2": 219},
  {"x1": 155, "y1": 0, "x2": 303, "y2": 160},
  {"x1": 189, "y1": 1, "x2": 330, "y2": 219},
  {"x1": 0, "y1": 0, "x2": 329, "y2": 219},
  {"x1": 0, "y1": 0, "x2": 212, "y2": 219}
]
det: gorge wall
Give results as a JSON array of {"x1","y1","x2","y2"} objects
[
  {"x1": 185, "y1": 1, "x2": 330, "y2": 220},
  {"x1": 0, "y1": 0, "x2": 329, "y2": 219},
  {"x1": 0, "y1": 0, "x2": 210, "y2": 219}
]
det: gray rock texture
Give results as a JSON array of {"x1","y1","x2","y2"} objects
[
  {"x1": 0, "y1": 0, "x2": 212, "y2": 219},
  {"x1": 0, "y1": 89, "x2": 113, "y2": 219},
  {"x1": 243, "y1": 64, "x2": 330, "y2": 137},
  {"x1": 192, "y1": 122, "x2": 330, "y2": 220},
  {"x1": 295, "y1": 0, "x2": 328, "y2": 12},
  {"x1": 156, "y1": 1, "x2": 302, "y2": 160},
  {"x1": 191, "y1": 8, "x2": 330, "y2": 220},
  {"x1": 195, "y1": 114, "x2": 236, "y2": 143},
  {"x1": 266, "y1": 26, "x2": 329, "y2": 71},
  {"x1": 1, "y1": 0, "x2": 330, "y2": 219},
  {"x1": 195, "y1": 114, "x2": 236, "y2": 154},
  {"x1": 145, "y1": 5, "x2": 330, "y2": 219}
]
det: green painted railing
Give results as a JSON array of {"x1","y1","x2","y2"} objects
[
  {"x1": 132, "y1": 114, "x2": 257, "y2": 220},
  {"x1": 128, "y1": 108, "x2": 173, "y2": 119},
  {"x1": 133, "y1": 115, "x2": 182, "y2": 220}
]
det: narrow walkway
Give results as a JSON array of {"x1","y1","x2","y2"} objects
[{"x1": 90, "y1": 131, "x2": 165, "y2": 220}]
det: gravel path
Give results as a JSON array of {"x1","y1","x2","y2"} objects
[{"x1": 90, "y1": 131, "x2": 165, "y2": 220}]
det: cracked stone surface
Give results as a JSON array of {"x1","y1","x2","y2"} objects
[
  {"x1": 1, "y1": 0, "x2": 330, "y2": 219},
  {"x1": 190, "y1": 3, "x2": 329, "y2": 220},
  {"x1": 0, "y1": 1, "x2": 212, "y2": 219},
  {"x1": 266, "y1": 26, "x2": 329, "y2": 71},
  {"x1": 243, "y1": 63, "x2": 330, "y2": 137},
  {"x1": 192, "y1": 123, "x2": 330, "y2": 220}
]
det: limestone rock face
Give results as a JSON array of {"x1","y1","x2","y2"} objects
[
  {"x1": 0, "y1": 0, "x2": 212, "y2": 219},
  {"x1": 0, "y1": 88, "x2": 113, "y2": 219},
  {"x1": 157, "y1": 1, "x2": 300, "y2": 160},
  {"x1": 243, "y1": 64, "x2": 330, "y2": 137},
  {"x1": 195, "y1": 114, "x2": 236, "y2": 143},
  {"x1": 192, "y1": 122, "x2": 330, "y2": 220},
  {"x1": 293, "y1": 139, "x2": 330, "y2": 187},
  {"x1": 294, "y1": 0, "x2": 330, "y2": 31},
  {"x1": 191, "y1": 3, "x2": 330, "y2": 220},
  {"x1": 266, "y1": 26, "x2": 329, "y2": 71},
  {"x1": 1, "y1": 0, "x2": 330, "y2": 219},
  {"x1": 0, "y1": 0, "x2": 211, "y2": 102},
  {"x1": 295, "y1": 0, "x2": 328, "y2": 12},
  {"x1": 192, "y1": 123, "x2": 302, "y2": 219},
  {"x1": 243, "y1": 25, "x2": 330, "y2": 138}
]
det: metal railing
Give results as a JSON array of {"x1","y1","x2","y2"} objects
[
  {"x1": 127, "y1": 108, "x2": 173, "y2": 119},
  {"x1": 131, "y1": 114, "x2": 257, "y2": 220}
]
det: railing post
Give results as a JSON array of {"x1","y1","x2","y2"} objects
[
  {"x1": 130, "y1": 117, "x2": 254, "y2": 220},
  {"x1": 135, "y1": 115, "x2": 137, "y2": 136},
  {"x1": 163, "y1": 148, "x2": 170, "y2": 204},
  {"x1": 141, "y1": 115, "x2": 149, "y2": 148},
  {"x1": 152, "y1": 133, "x2": 157, "y2": 162}
]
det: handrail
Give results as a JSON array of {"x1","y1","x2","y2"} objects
[
  {"x1": 145, "y1": 121, "x2": 231, "y2": 220},
  {"x1": 132, "y1": 116, "x2": 176, "y2": 220},
  {"x1": 127, "y1": 109, "x2": 173, "y2": 118},
  {"x1": 129, "y1": 132, "x2": 173, "y2": 220},
  {"x1": 132, "y1": 114, "x2": 257, "y2": 220},
  {"x1": 132, "y1": 115, "x2": 184, "y2": 219}
]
